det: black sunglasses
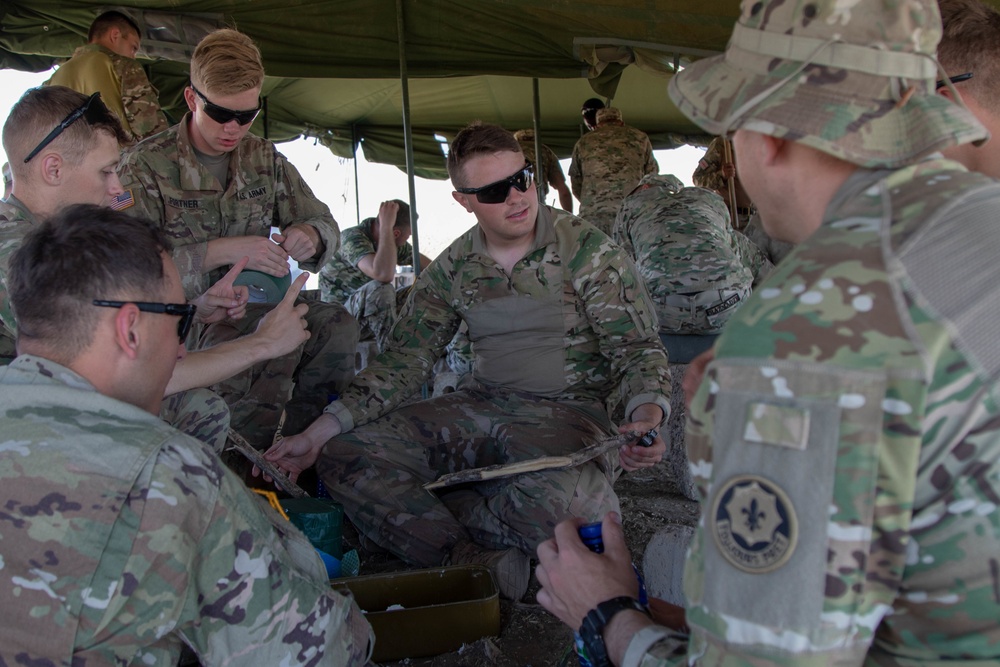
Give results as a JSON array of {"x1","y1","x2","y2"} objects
[
  {"x1": 936, "y1": 72, "x2": 973, "y2": 90},
  {"x1": 24, "y1": 92, "x2": 112, "y2": 163},
  {"x1": 190, "y1": 84, "x2": 261, "y2": 126},
  {"x1": 456, "y1": 162, "x2": 534, "y2": 204},
  {"x1": 93, "y1": 300, "x2": 197, "y2": 344}
]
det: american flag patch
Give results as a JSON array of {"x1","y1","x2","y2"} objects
[{"x1": 110, "y1": 189, "x2": 134, "y2": 211}]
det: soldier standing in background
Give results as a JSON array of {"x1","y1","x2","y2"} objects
[
  {"x1": 47, "y1": 10, "x2": 169, "y2": 142},
  {"x1": 569, "y1": 107, "x2": 657, "y2": 235}
]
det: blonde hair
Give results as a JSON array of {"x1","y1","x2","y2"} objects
[
  {"x1": 190, "y1": 29, "x2": 264, "y2": 96},
  {"x1": 2, "y1": 86, "x2": 127, "y2": 183}
]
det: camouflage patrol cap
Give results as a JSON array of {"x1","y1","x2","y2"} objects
[
  {"x1": 638, "y1": 173, "x2": 685, "y2": 193},
  {"x1": 668, "y1": 0, "x2": 988, "y2": 168},
  {"x1": 596, "y1": 107, "x2": 623, "y2": 123}
]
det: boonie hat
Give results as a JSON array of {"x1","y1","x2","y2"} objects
[{"x1": 668, "y1": 0, "x2": 987, "y2": 168}]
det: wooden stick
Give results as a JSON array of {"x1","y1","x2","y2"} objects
[
  {"x1": 226, "y1": 429, "x2": 309, "y2": 499},
  {"x1": 424, "y1": 431, "x2": 639, "y2": 490}
]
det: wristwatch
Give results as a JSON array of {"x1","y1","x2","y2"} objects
[{"x1": 578, "y1": 596, "x2": 650, "y2": 667}]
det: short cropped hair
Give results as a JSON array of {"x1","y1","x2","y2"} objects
[
  {"x1": 9, "y1": 205, "x2": 172, "y2": 362},
  {"x1": 938, "y1": 0, "x2": 1000, "y2": 113},
  {"x1": 190, "y1": 29, "x2": 265, "y2": 96},
  {"x1": 446, "y1": 122, "x2": 522, "y2": 188},
  {"x1": 582, "y1": 97, "x2": 605, "y2": 128},
  {"x1": 2, "y1": 86, "x2": 128, "y2": 183},
  {"x1": 88, "y1": 10, "x2": 140, "y2": 43}
]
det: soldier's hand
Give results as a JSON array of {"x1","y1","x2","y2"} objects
[
  {"x1": 536, "y1": 512, "x2": 640, "y2": 630},
  {"x1": 258, "y1": 413, "x2": 342, "y2": 484},
  {"x1": 223, "y1": 236, "x2": 290, "y2": 277},
  {"x1": 377, "y1": 201, "x2": 400, "y2": 235},
  {"x1": 191, "y1": 256, "x2": 250, "y2": 323},
  {"x1": 683, "y1": 347, "x2": 715, "y2": 411},
  {"x1": 618, "y1": 403, "x2": 665, "y2": 471},
  {"x1": 252, "y1": 272, "x2": 311, "y2": 358},
  {"x1": 273, "y1": 224, "x2": 321, "y2": 262}
]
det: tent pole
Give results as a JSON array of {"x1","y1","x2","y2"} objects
[
  {"x1": 351, "y1": 124, "x2": 361, "y2": 225},
  {"x1": 532, "y1": 78, "x2": 544, "y2": 205},
  {"x1": 396, "y1": 0, "x2": 421, "y2": 278}
]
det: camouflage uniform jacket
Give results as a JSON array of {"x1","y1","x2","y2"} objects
[
  {"x1": 325, "y1": 205, "x2": 671, "y2": 432},
  {"x1": 569, "y1": 123, "x2": 657, "y2": 233},
  {"x1": 0, "y1": 355, "x2": 373, "y2": 665},
  {"x1": 0, "y1": 195, "x2": 37, "y2": 353},
  {"x1": 629, "y1": 159, "x2": 1000, "y2": 666},
  {"x1": 319, "y1": 222, "x2": 413, "y2": 304},
  {"x1": 613, "y1": 185, "x2": 771, "y2": 296},
  {"x1": 47, "y1": 44, "x2": 169, "y2": 142},
  {"x1": 118, "y1": 114, "x2": 340, "y2": 300}
]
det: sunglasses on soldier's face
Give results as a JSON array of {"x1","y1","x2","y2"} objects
[
  {"x1": 456, "y1": 162, "x2": 534, "y2": 204},
  {"x1": 190, "y1": 84, "x2": 261, "y2": 126},
  {"x1": 23, "y1": 92, "x2": 114, "y2": 163},
  {"x1": 93, "y1": 300, "x2": 197, "y2": 344}
]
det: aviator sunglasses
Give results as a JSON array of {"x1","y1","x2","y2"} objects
[
  {"x1": 190, "y1": 84, "x2": 261, "y2": 126},
  {"x1": 456, "y1": 162, "x2": 534, "y2": 204},
  {"x1": 92, "y1": 300, "x2": 198, "y2": 344},
  {"x1": 23, "y1": 92, "x2": 115, "y2": 163}
]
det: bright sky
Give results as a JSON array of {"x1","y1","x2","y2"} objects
[{"x1": 1, "y1": 68, "x2": 705, "y2": 267}]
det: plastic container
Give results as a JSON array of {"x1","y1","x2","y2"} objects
[
  {"x1": 280, "y1": 497, "x2": 344, "y2": 558},
  {"x1": 331, "y1": 565, "x2": 500, "y2": 662}
]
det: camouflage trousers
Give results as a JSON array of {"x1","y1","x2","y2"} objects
[
  {"x1": 343, "y1": 280, "x2": 406, "y2": 353},
  {"x1": 656, "y1": 284, "x2": 750, "y2": 335},
  {"x1": 159, "y1": 387, "x2": 231, "y2": 455},
  {"x1": 317, "y1": 385, "x2": 621, "y2": 566},
  {"x1": 200, "y1": 299, "x2": 358, "y2": 451}
]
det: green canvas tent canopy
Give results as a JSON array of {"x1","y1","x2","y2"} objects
[{"x1": 1, "y1": 1, "x2": 748, "y2": 177}]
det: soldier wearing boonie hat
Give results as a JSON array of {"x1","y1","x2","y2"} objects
[
  {"x1": 533, "y1": 2, "x2": 1000, "y2": 666},
  {"x1": 669, "y1": 0, "x2": 987, "y2": 166}
]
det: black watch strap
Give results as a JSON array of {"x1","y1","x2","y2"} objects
[{"x1": 579, "y1": 596, "x2": 650, "y2": 667}]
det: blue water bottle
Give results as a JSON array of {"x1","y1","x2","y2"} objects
[{"x1": 573, "y1": 522, "x2": 648, "y2": 666}]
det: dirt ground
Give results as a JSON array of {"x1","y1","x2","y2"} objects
[{"x1": 347, "y1": 456, "x2": 701, "y2": 667}]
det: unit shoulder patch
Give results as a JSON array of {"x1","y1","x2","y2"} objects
[{"x1": 712, "y1": 474, "x2": 797, "y2": 573}]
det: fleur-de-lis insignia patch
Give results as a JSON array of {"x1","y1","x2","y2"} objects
[{"x1": 712, "y1": 475, "x2": 797, "y2": 573}]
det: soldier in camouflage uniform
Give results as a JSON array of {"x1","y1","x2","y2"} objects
[
  {"x1": 319, "y1": 200, "x2": 430, "y2": 352},
  {"x1": 536, "y1": 1, "x2": 1000, "y2": 665},
  {"x1": 613, "y1": 173, "x2": 773, "y2": 335},
  {"x1": 514, "y1": 129, "x2": 573, "y2": 211},
  {"x1": 119, "y1": 29, "x2": 359, "y2": 451},
  {"x1": 0, "y1": 207, "x2": 372, "y2": 665},
  {"x1": 1, "y1": 86, "x2": 315, "y2": 456},
  {"x1": 264, "y1": 122, "x2": 671, "y2": 601},
  {"x1": 569, "y1": 107, "x2": 658, "y2": 235},
  {"x1": 47, "y1": 10, "x2": 168, "y2": 143}
]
